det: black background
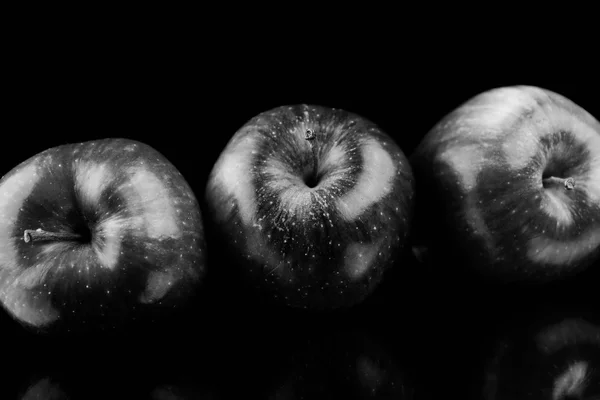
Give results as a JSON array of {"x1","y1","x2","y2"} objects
[{"x1": 2, "y1": 28, "x2": 600, "y2": 399}]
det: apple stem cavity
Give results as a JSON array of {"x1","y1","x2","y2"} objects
[
  {"x1": 23, "y1": 228, "x2": 84, "y2": 244},
  {"x1": 304, "y1": 128, "x2": 319, "y2": 187},
  {"x1": 542, "y1": 176, "x2": 576, "y2": 191}
]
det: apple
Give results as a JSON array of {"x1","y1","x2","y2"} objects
[
  {"x1": 410, "y1": 85, "x2": 600, "y2": 281},
  {"x1": 484, "y1": 310, "x2": 600, "y2": 399},
  {"x1": 0, "y1": 138, "x2": 205, "y2": 334},
  {"x1": 205, "y1": 104, "x2": 414, "y2": 309}
]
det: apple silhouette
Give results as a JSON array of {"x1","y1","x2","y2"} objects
[
  {"x1": 0, "y1": 138, "x2": 205, "y2": 335},
  {"x1": 205, "y1": 104, "x2": 414, "y2": 309},
  {"x1": 483, "y1": 307, "x2": 600, "y2": 400},
  {"x1": 410, "y1": 85, "x2": 600, "y2": 281}
]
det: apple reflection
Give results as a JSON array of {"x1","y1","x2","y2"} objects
[
  {"x1": 17, "y1": 369, "x2": 219, "y2": 400},
  {"x1": 17, "y1": 372, "x2": 129, "y2": 400},
  {"x1": 145, "y1": 365, "x2": 218, "y2": 400},
  {"x1": 484, "y1": 305, "x2": 600, "y2": 400},
  {"x1": 19, "y1": 377, "x2": 66, "y2": 400},
  {"x1": 266, "y1": 329, "x2": 414, "y2": 399},
  {"x1": 149, "y1": 384, "x2": 218, "y2": 400}
]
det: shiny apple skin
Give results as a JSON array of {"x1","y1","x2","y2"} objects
[
  {"x1": 410, "y1": 86, "x2": 600, "y2": 282},
  {"x1": 0, "y1": 138, "x2": 206, "y2": 335},
  {"x1": 206, "y1": 105, "x2": 414, "y2": 310}
]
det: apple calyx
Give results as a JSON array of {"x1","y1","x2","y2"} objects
[
  {"x1": 542, "y1": 176, "x2": 576, "y2": 191},
  {"x1": 23, "y1": 228, "x2": 85, "y2": 244}
]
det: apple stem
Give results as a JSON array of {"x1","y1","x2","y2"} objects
[
  {"x1": 305, "y1": 128, "x2": 318, "y2": 175},
  {"x1": 23, "y1": 228, "x2": 83, "y2": 244},
  {"x1": 542, "y1": 176, "x2": 575, "y2": 190}
]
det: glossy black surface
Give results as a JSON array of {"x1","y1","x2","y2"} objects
[{"x1": 3, "y1": 41, "x2": 600, "y2": 399}]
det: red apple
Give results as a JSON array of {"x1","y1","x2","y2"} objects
[
  {"x1": 0, "y1": 138, "x2": 205, "y2": 334},
  {"x1": 410, "y1": 86, "x2": 600, "y2": 281},
  {"x1": 205, "y1": 105, "x2": 414, "y2": 309}
]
